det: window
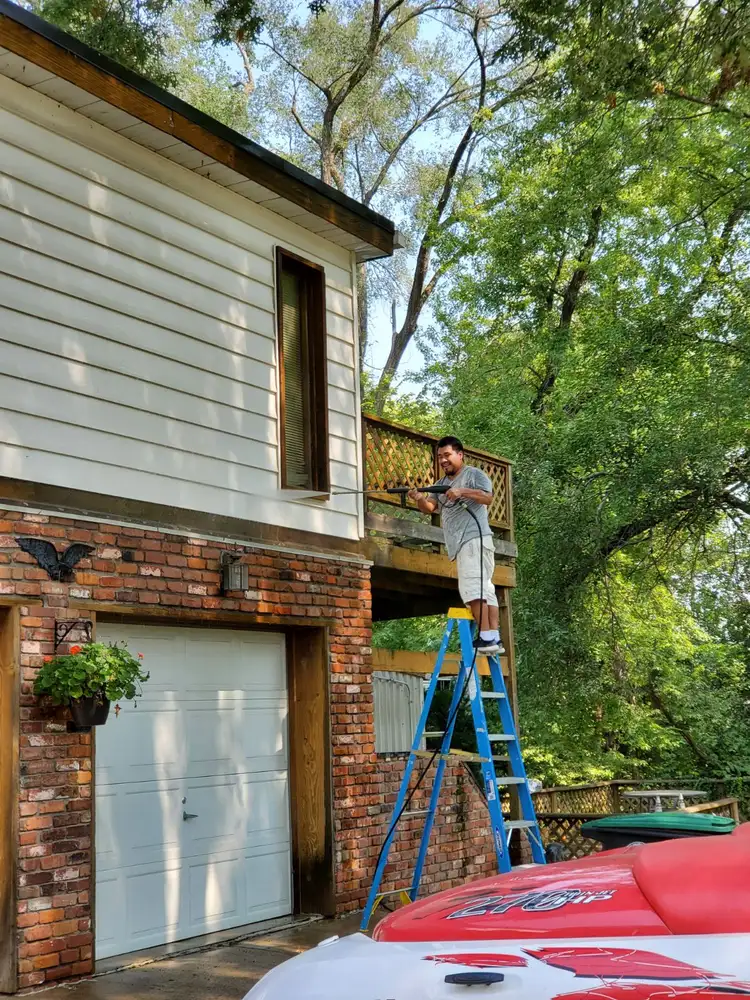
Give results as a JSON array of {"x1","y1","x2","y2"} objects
[{"x1": 275, "y1": 248, "x2": 329, "y2": 492}]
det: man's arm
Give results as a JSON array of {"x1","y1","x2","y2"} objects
[
  {"x1": 444, "y1": 487, "x2": 493, "y2": 505},
  {"x1": 407, "y1": 488, "x2": 439, "y2": 514}
]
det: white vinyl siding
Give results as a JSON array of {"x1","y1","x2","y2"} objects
[{"x1": 0, "y1": 79, "x2": 361, "y2": 539}]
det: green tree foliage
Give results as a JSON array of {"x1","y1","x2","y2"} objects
[
  {"x1": 30, "y1": 0, "x2": 178, "y2": 85},
  {"x1": 165, "y1": 0, "x2": 253, "y2": 133},
  {"x1": 425, "y1": 85, "x2": 750, "y2": 783},
  {"x1": 506, "y1": 0, "x2": 750, "y2": 121}
]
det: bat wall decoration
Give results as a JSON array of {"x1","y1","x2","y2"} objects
[{"x1": 15, "y1": 538, "x2": 94, "y2": 581}]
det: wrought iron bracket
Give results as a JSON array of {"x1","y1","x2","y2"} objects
[{"x1": 54, "y1": 619, "x2": 93, "y2": 653}]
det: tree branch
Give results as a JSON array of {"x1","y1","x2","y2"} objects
[
  {"x1": 374, "y1": 58, "x2": 542, "y2": 409},
  {"x1": 532, "y1": 205, "x2": 603, "y2": 413},
  {"x1": 664, "y1": 87, "x2": 750, "y2": 121},
  {"x1": 235, "y1": 40, "x2": 255, "y2": 96},
  {"x1": 647, "y1": 683, "x2": 717, "y2": 769},
  {"x1": 290, "y1": 80, "x2": 320, "y2": 148}
]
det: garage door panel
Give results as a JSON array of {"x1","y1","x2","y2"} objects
[
  {"x1": 187, "y1": 856, "x2": 242, "y2": 929},
  {"x1": 241, "y1": 707, "x2": 288, "y2": 765},
  {"x1": 97, "y1": 784, "x2": 183, "y2": 871},
  {"x1": 126, "y1": 864, "x2": 184, "y2": 942},
  {"x1": 97, "y1": 705, "x2": 183, "y2": 786},
  {"x1": 243, "y1": 774, "x2": 290, "y2": 841},
  {"x1": 95, "y1": 624, "x2": 290, "y2": 959},
  {"x1": 246, "y1": 851, "x2": 292, "y2": 919},
  {"x1": 181, "y1": 778, "x2": 242, "y2": 855},
  {"x1": 95, "y1": 873, "x2": 122, "y2": 953}
]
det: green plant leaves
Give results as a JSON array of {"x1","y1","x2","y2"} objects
[{"x1": 34, "y1": 642, "x2": 149, "y2": 708}]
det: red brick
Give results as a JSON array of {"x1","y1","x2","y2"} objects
[
  {"x1": 24, "y1": 924, "x2": 53, "y2": 942},
  {"x1": 50, "y1": 919, "x2": 79, "y2": 937},
  {"x1": 31, "y1": 952, "x2": 60, "y2": 969},
  {"x1": 19, "y1": 972, "x2": 46, "y2": 987}
]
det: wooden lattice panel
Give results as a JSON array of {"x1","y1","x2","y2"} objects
[
  {"x1": 363, "y1": 416, "x2": 512, "y2": 529},
  {"x1": 533, "y1": 783, "x2": 615, "y2": 816},
  {"x1": 364, "y1": 419, "x2": 435, "y2": 508},
  {"x1": 464, "y1": 451, "x2": 510, "y2": 529},
  {"x1": 537, "y1": 813, "x2": 602, "y2": 860}
]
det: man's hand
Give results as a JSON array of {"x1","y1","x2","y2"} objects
[
  {"x1": 409, "y1": 488, "x2": 438, "y2": 514},
  {"x1": 445, "y1": 487, "x2": 467, "y2": 502}
]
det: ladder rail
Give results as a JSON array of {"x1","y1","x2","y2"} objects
[
  {"x1": 360, "y1": 619, "x2": 456, "y2": 928},
  {"x1": 457, "y1": 621, "x2": 513, "y2": 874},
  {"x1": 411, "y1": 635, "x2": 470, "y2": 900},
  {"x1": 360, "y1": 611, "x2": 545, "y2": 931},
  {"x1": 487, "y1": 655, "x2": 546, "y2": 864}
]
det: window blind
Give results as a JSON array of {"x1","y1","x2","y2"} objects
[{"x1": 280, "y1": 268, "x2": 311, "y2": 488}]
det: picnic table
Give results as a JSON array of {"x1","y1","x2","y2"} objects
[{"x1": 621, "y1": 788, "x2": 708, "y2": 813}]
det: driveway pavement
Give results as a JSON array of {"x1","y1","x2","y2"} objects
[{"x1": 34, "y1": 916, "x2": 362, "y2": 999}]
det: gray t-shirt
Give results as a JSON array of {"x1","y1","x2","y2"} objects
[{"x1": 436, "y1": 464, "x2": 493, "y2": 560}]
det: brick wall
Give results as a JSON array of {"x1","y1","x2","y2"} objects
[
  {"x1": 334, "y1": 756, "x2": 495, "y2": 912},
  {"x1": 1, "y1": 508, "x2": 492, "y2": 989}
]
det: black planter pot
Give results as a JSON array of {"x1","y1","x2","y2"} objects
[{"x1": 69, "y1": 694, "x2": 110, "y2": 731}]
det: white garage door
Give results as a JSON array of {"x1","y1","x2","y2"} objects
[{"x1": 95, "y1": 624, "x2": 292, "y2": 959}]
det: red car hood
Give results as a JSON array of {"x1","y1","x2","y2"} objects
[{"x1": 374, "y1": 822, "x2": 750, "y2": 942}]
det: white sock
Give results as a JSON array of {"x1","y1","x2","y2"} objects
[{"x1": 480, "y1": 630, "x2": 499, "y2": 642}]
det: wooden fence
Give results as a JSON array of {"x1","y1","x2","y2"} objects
[{"x1": 532, "y1": 779, "x2": 745, "y2": 859}]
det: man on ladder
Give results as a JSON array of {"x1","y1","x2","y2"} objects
[
  {"x1": 408, "y1": 435, "x2": 503, "y2": 656},
  {"x1": 361, "y1": 435, "x2": 545, "y2": 930}
]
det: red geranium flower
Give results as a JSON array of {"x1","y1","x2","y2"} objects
[
  {"x1": 69, "y1": 645, "x2": 82, "y2": 655},
  {"x1": 137, "y1": 652, "x2": 144, "y2": 659}
]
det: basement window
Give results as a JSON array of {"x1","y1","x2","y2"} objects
[{"x1": 276, "y1": 248, "x2": 329, "y2": 492}]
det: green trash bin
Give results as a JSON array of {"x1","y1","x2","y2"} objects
[{"x1": 581, "y1": 811, "x2": 736, "y2": 850}]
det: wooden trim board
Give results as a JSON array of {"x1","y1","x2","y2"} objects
[
  {"x1": 364, "y1": 539, "x2": 516, "y2": 588},
  {"x1": 0, "y1": 478, "x2": 366, "y2": 562},
  {"x1": 372, "y1": 647, "x2": 506, "y2": 678},
  {"x1": 0, "y1": 606, "x2": 19, "y2": 993},
  {"x1": 365, "y1": 512, "x2": 518, "y2": 558},
  {"x1": 287, "y1": 629, "x2": 334, "y2": 916},
  {"x1": 85, "y1": 604, "x2": 336, "y2": 630}
]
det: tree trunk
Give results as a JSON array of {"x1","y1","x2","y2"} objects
[{"x1": 320, "y1": 109, "x2": 335, "y2": 186}]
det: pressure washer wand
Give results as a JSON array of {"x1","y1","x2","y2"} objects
[{"x1": 330, "y1": 483, "x2": 451, "y2": 508}]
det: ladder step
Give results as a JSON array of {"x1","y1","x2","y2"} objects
[
  {"x1": 505, "y1": 819, "x2": 537, "y2": 830},
  {"x1": 494, "y1": 777, "x2": 525, "y2": 786},
  {"x1": 402, "y1": 809, "x2": 430, "y2": 818},
  {"x1": 481, "y1": 691, "x2": 506, "y2": 700},
  {"x1": 414, "y1": 750, "x2": 512, "y2": 765},
  {"x1": 424, "y1": 732, "x2": 445, "y2": 739},
  {"x1": 488, "y1": 734, "x2": 515, "y2": 742}
]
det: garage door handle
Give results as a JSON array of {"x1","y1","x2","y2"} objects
[{"x1": 182, "y1": 811, "x2": 198, "y2": 821}]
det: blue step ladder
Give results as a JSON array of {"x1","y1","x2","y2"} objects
[{"x1": 361, "y1": 608, "x2": 545, "y2": 930}]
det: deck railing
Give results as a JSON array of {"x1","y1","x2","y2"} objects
[
  {"x1": 362, "y1": 414, "x2": 513, "y2": 533},
  {"x1": 532, "y1": 778, "x2": 746, "y2": 859}
]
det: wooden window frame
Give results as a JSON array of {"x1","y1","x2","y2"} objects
[{"x1": 276, "y1": 248, "x2": 330, "y2": 493}]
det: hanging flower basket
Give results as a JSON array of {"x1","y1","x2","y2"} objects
[
  {"x1": 34, "y1": 642, "x2": 149, "y2": 731},
  {"x1": 69, "y1": 694, "x2": 111, "y2": 729}
]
